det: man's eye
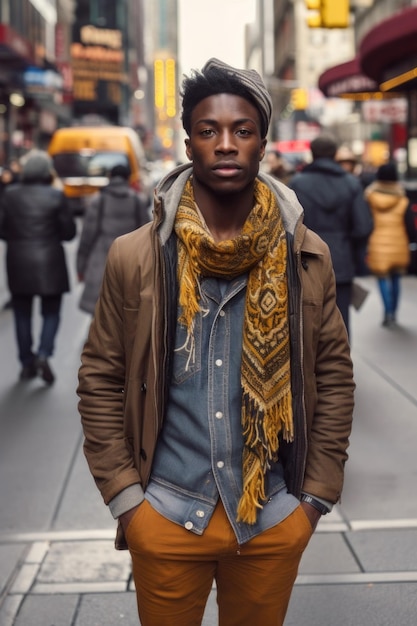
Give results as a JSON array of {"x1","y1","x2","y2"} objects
[
  {"x1": 201, "y1": 129, "x2": 214, "y2": 136},
  {"x1": 237, "y1": 128, "x2": 251, "y2": 136}
]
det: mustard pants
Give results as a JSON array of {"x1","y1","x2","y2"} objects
[{"x1": 125, "y1": 499, "x2": 312, "y2": 626}]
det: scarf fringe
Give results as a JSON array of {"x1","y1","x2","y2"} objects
[
  {"x1": 236, "y1": 459, "x2": 265, "y2": 524},
  {"x1": 237, "y1": 393, "x2": 294, "y2": 524}
]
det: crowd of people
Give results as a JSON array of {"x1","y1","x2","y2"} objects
[
  {"x1": 0, "y1": 128, "x2": 415, "y2": 377},
  {"x1": 0, "y1": 151, "x2": 150, "y2": 383},
  {"x1": 265, "y1": 137, "x2": 417, "y2": 335}
]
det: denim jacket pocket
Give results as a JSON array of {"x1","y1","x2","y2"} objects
[{"x1": 172, "y1": 313, "x2": 202, "y2": 384}]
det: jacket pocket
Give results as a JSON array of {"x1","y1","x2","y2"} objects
[{"x1": 172, "y1": 313, "x2": 202, "y2": 384}]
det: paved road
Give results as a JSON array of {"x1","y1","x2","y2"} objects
[{"x1": 1, "y1": 233, "x2": 417, "y2": 625}]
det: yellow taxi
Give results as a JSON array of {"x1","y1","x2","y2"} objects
[{"x1": 48, "y1": 126, "x2": 149, "y2": 214}]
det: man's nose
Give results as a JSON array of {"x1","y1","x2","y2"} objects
[{"x1": 216, "y1": 131, "x2": 236, "y2": 151}]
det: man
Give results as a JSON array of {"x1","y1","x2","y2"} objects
[
  {"x1": 290, "y1": 134, "x2": 373, "y2": 336},
  {"x1": 78, "y1": 59, "x2": 354, "y2": 626}
]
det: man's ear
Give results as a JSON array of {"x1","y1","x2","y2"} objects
[
  {"x1": 259, "y1": 138, "x2": 267, "y2": 162},
  {"x1": 185, "y1": 138, "x2": 192, "y2": 161}
]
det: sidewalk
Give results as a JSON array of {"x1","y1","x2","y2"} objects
[
  {"x1": 2, "y1": 275, "x2": 417, "y2": 625},
  {"x1": 2, "y1": 509, "x2": 417, "y2": 625}
]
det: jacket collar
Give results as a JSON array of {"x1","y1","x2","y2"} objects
[{"x1": 154, "y1": 164, "x2": 305, "y2": 245}]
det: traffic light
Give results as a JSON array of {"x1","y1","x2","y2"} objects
[
  {"x1": 306, "y1": 0, "x2": 321, "y2": 28},
  {"x1": 291, "y1": 89, "x2": 308, "y2": 110},
  {"x1": 306, "y1": 0, "x2": 349, "y2": 29}
]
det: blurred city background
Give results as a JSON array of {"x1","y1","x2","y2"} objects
[{"x1": 0, "y1": 1, "x2": 417, "y2": 188}]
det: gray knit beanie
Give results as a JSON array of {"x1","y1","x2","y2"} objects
[{"x1": 202, "y1": 58, "x2": 272, "y2": 138}]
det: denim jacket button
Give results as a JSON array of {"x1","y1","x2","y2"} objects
[
  {"x1": 185, "y1": 521, "x2": 194, "y2": 530},
  {"x1": 196, "y1": 510, "x2": 205, "y2": 518}
]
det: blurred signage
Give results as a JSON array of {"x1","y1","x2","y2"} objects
[
  {"x1": 154, "y1": 58, "x2": 176, "y2": 118},
  {"x1": 55, "y1": 23, "x2": 65, "y2": 61},
  {"x1": 71, "y1": 24, "x2": 125, "y2": 105},
  {"x1": 23, "y1": 66, "x2": 63, "y2": 91},
  {"x1": 56, "y1": 62, "x2": 73, "y2": 91},
  {"x1": 276, "y1": 140, "x2": 311, "y2": 153},
  {"x1": 154, "y1": 56, "x2": 177, "y2": 150},
  {"x1": 23, "y1": 66, "x2": 64, "y2": 105},
  {"x1": 80, "y1": 25, "x2": 122, "y2": 49},
  {"x1": 327, "y1": 75, "x2": 378, "y2": 98},
  {"x1": 362, "y1": 99, "x2": 407, "y2": 124}
]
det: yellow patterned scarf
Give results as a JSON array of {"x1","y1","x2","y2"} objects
[{"x1": 174, "y1": 178, "x2": 293, "y2": 524}]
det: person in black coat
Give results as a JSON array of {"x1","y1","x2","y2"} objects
[
  {"x1": 289, "y1": 135, "x2": 373, "y2": 337},
  {"x1": 0, "y1": 149, "x2": 76, "y2": 382}
]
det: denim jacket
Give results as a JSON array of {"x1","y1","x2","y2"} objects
[{"x1": 145, "y1": 274, "x2": 299, "y2": 544}]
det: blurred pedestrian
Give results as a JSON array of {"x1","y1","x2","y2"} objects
[
  {"x1": 335, "y1": 145, "x2": 357, "y2": 175},
  {"x1": 78, "y1": 58, "x2": 354, "y2": 626},
  {"x1": 76, "y1": 163, "x2": 150, "y2": 315},
  {"x1": 290, "y1": 134, "x2": 373, "y2": 337},
  {"x1": 0, "y1": 149, "x2": 76, "y2": 383},
  {"x1": 0, "y1": 159, "x2": 22, "y2": 309},
  {"x1": 335, "y1": 146, "x2": 372, "y2": 276},
  {"x1": 364, "y1": 162, "x2": 411, "y2": 327},
  {"x1": 8, "y1": 157, "x2": 22, "y2": 181},
  {"x1": 0, "y1": 165, "x2": 18, "y2": 194},
  {"x1": 264, "y1": 149, "x2": 291, "y2": 184}
]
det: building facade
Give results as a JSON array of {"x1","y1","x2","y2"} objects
[
  {"x1": 71, "y1": 0, "x2": 146, "y2": 128},
  {"x1": 0, "y1": 0, "x2": 75, "y2": 163}
]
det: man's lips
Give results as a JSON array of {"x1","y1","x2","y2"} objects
[{"x1": 212, "y1": 162, "x2": 242, "y2": 176}]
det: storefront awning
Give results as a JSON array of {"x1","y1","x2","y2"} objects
[
  {"x1": 318, "y1": 56, "x2": 380, "y2": 100},
  {"x1": 360, "y1": 6, "x2": 417, "y2": 92},
  {"x1": 0, "y1": 24, "x2": 34, "y2": 69}
]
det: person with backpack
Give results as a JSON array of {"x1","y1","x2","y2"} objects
[{"x1": 76, "y1": 163, "x2": 150, "y2": 315}]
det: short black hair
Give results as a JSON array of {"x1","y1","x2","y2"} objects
[
  {"x1": 110, "y1": 163, "x2": 130, "y2": 180},
  {"x1": 181, "y1": 67, "x2": 264, "y2": 137},
  {"x1": 376, "y1": 162, "x2": 398, "y2": 182},
  {"x1": 310, "y1": 135, "x2": 337, "y2": 160}
]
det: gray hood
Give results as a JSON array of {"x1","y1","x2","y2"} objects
[
  {"x1": 105, "y1": 177, "x2": 131, "y2": 198},
  {"x1": 21, "y1": 150, "x2": 53, "y2": 184},
  {"x1": 155, "y1": 163, "x2": 304, "y2": 246}
]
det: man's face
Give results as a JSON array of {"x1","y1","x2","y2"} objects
[{"x1": 185, "y1": 93, "x2": 266, "y2": 196}]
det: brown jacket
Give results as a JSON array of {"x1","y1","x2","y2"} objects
[{"x1": 78, "y1": 165, "x2": 354, "y2": 548}]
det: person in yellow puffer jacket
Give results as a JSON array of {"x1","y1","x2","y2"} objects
[{"x1": 365, "y1": 162, "x2": 410, "y2": 327}]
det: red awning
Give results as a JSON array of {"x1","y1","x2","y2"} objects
[
  {"x1": 0, "y1": 24, "x2": 34, "y2": 67},
  {"x1": 360, "y1": 6, "x2": 417, "y2": 87},
  {"x1": 318, "y1": 56, "x2": 379, "y2": 98}
]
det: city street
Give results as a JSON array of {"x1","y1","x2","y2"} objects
[{"x1": 1, "y1": 233, "x2": 417, "y2": 625}]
